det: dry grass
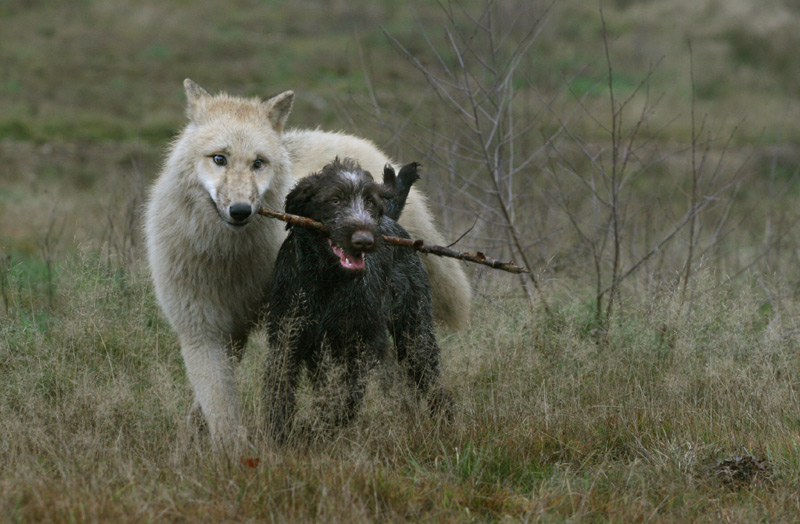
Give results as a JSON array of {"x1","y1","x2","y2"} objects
[
  {"x1": 3, "y1": 0, "x2": 800, "y2": 521},
  {"x1": 3, "y1": 258, "x2": 800, "y2": 521}
]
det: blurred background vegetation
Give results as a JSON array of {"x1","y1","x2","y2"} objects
[
  {"x1": 2, "y1": 0, "x2": 799, "y2": 144},
  {"x1": 3, "y1": 1, "x2": 800, "y2": 520},
  {"x1": 2, "y1": 0, "x2": 799, "y2": 256}
]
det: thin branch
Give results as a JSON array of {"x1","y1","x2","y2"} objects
[
  {"x1": 682, "y1": 41, "x2": 698, "y2": 298},
  {"x1": 446, "y1": 215, "x2": 480, "y2": 248},
  {"x1": 257, "y1": 208, "x2": 529, "y2": 274}
]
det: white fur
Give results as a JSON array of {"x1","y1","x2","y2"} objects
[
  {"x1": 145, "y1": 81, "x2": 292, "y2": 451},
  {"x1": 198, "y1": 171, "x2": 218, "y2": 202},
  {"x1": 144, "y1": 80, "x2": 472, "y2": 450},
  {"x1": 341, "y1": 170, "x2": 361, "y2": 183}
]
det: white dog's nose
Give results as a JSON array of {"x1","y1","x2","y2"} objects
[{"x1": 229, "y1": 203, "x2": 252, "y2": 221}]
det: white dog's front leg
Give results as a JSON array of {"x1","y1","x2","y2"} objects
[{"x1": 180, "y1": 336, "x2": 246, "y2": 452}]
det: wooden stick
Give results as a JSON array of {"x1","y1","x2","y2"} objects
[{"x1": 258, "y1": 208, "x2": 529, "y2": 274}]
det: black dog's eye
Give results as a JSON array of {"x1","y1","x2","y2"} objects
[
  {"x1": 253, "y1": 158, "x2": 267, "y2": 170},
  {"x1": 212, "y1": 154, "x2": 227, "y2": 166},
  {"x1": 330, "y1": 197, "x2": 341, "y2": 205},
  {"x1": 366, "y1": 195, "x2": 383, "y2": 210}
]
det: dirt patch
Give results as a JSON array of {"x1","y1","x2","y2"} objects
[{"x1": 706, "y1": 451, "x2": 773, "y2": 489}]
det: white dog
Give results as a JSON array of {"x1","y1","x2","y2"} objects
[{"x1": 144, "y1": 80, "x2": 471, "y2": 449}]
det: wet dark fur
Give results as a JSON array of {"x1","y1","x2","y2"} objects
[
  {"x1": 265, "y1": 158, "x2": 450, "y2": 441},
  {"x1": 383, "y1": 162, "x2": 421, "y2": 221}
]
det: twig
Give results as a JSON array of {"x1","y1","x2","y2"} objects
[
  {"x1": 446, "y1": 215, "x2": 479, "y2": 248},
  {"x1": 258, "y1": 208, "x2": 529, "y2": 274},
  {"x1": 259, "y1": 208, "x2": 328, "y2": 232}
]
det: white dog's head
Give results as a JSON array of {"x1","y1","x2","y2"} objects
[{"x1": 178, "y1": 79, "x2": 294, "y2": 230}]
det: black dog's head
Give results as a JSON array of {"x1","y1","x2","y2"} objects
[{"x1": 285, "y1": 157, "x2": 396, "y2": 271}]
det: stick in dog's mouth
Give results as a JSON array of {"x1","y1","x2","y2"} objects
[{"x1": 328, "y1": 239, "x2": 366, "y2": 270}]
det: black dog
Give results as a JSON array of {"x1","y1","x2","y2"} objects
[{"x1": 265, "y1": 157, "x2": 451, "y2": 441}]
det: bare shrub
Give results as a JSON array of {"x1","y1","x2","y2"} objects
[
  {"x1": 352, "y1": 1, "x2": 758, "y2": 334},
  {"x1": 350, "y1": 0, "x2": 556, "y2": 313},
  {"x1": 99, "y1": 156, "x2": 147, "y2": 275}
]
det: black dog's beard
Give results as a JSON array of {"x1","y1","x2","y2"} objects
[{"x1": 328, "y1": 238, "x2": 366, "y2": 270}]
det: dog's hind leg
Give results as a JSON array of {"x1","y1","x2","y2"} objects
[
  {"x1": 396, "y1": 320, "x2": 453, "y2": 418},
  {"x1": 390, "y1": 279, "x2": 454, "y2": 419}
]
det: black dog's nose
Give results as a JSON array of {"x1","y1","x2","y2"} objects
[
  {"x1": 229, "y1": 203, "x2": 252, "y2": 221},
  {"x1": 351, "y1": 231, "x2": 374, "y2": 251}
]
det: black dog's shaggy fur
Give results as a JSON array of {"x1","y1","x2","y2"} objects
[{"x1": 265, "y1": 157, "x2": 451, "y2": 441}]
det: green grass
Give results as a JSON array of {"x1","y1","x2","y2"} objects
[{"x1": 3, "y1": 0, "x2": 800, "y2": 521}]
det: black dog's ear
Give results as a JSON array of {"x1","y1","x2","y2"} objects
[
  {"x1": 377, "y1": 183, "x2": 396, "y2": 202},
  {"x1": 397, "y1": 162, "x2": 421, "y2": 188},
  {"x1": 382, "y1": 162, "x2": 422, "y2": 221},
  {"x1": 284, "y1": 177, "x2": 318, "y2": 229},
  {"x1": 378, "y1": 166, "x2": 398, "y2": 201},
  {"x1": 378, "y1": 166, "x2": 398, "y2": 214},
  {"x1": 382, "y1": 164, "x2": 397, "y2": 186}
]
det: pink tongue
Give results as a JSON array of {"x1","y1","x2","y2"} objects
[{"x1": 330, "y1": 242, "x2": 365, "y2": 270}]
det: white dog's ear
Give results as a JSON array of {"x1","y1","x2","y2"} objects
[
  {"x1": 183, "y1": 78, "x2": 210, "y2": 122},
  {"x1": 266, "y1": 90, "x2": 294, "y2": 133}
]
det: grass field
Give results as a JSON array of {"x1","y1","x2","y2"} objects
[{"x1": 3, "y1": 0, "x2": 800, "y2": 521}]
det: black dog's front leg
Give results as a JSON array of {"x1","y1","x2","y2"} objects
[
  {"x1": 334, "y1": 362, "x2": 369, "y2": 428},
  {"x1": 316, "y1": 335, "x2": 387, "y2": 431},
  {"x1": 311, "y1": 361, "x2": 367, "y2": 432},
  {"x1": 263, "y1": 342, "x2": 300, "y2": 444}
]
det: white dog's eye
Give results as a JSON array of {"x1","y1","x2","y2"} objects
[
  {"x1": 253, "y1": 158, "x2": 267, "y2": 170},
  {"x1": 212, "y1": 154, "x2": 227, "y2": 166}
]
